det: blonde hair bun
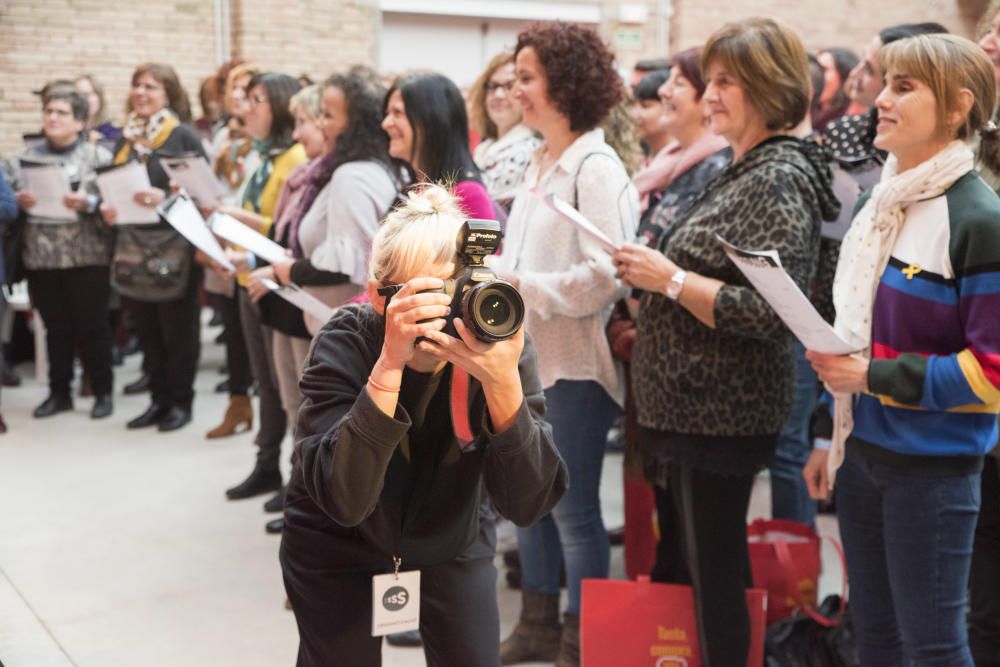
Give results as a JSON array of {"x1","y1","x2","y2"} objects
[
  {"x1": 369, "y1": 183, "x2": 467, "y2": 284},
  {"x1": 402, "y1": 183, "x2": 458, "y2": 217}
]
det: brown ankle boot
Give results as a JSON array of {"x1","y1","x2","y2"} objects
[
  {"x1": 499, "y1": 590, "x2": 562, "y2": 665},
  {"x1": 206, "y1": 395, "x2": 253, "y2": 438},
  {"x1": 555, "y1": 612, "x2": 580, "y2": 667}
]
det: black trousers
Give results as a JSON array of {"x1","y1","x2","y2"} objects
[
  {"x1": 238, "y1": 288, "x2": 286, "y2": 469},
  {"x1": 971, "y1": 455, "x2": 1000, "y2": 666},
  {"x1": 213, "y1": 292, "x2": 253, "y2": 396},
  {"x1": 28, "y1": 266, "x2": 114, "y2": 397},
  {"x1": 650, "y1": 460, "x2": 757, "y2": 667},
  {"x1": 282, "y1": 554, "x2": 500, "y2": 667},
  {"x1": 124, "y1": 272, "x2": 200, "y2": 411}
]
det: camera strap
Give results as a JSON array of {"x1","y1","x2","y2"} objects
[{"x1": 449, "y1": 365, "x2": 475, "y2": 449}]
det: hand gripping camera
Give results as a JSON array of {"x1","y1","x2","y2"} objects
[{"x1": 434, "y1": 219, "x2": 525, "y2": 342}]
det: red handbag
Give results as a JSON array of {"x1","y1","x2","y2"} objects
[
  {"x1": 581, "y1": 576, "x2": 768, "y2": 667},
  {"x1": 747, "y1": 518, "x2": 846, "y2": 626}
]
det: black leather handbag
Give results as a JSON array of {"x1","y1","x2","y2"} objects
[{"x1": 111, "y1": 227, "x2": 192, "y2": 302}]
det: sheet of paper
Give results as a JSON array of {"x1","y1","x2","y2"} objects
[
  {"x1": 210, "y1": 213, "x2": 288, "y2": 264},
  {"x1": 716, "y1": 235, "x2": 858, "y2": 355},
  {"x1": 160, "y1": 154, "x2": 227, "y2": 207},
  {"x1": 260, "y1": 278, "x2": 336, "y2": 323},
  {"x1": 95, "y1": 162, "x2": 159, "y2": 224},
  {"x1": 535, "y1": 191, "x2": 622, "y2": 253},
  {"x1": 157, "y1": 193, "x2": 235, "y2": 271},
  {"x1": 19, "y1": 163, "x2": 75, "y2": 222}
]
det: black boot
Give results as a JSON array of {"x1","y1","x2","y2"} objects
[
  {"x1": 127, "y1": 403, "x2": 170, "y2": 429},
  {"x1": 265, "y1": 518, "x2": 284, "y2": 534},
  {"x1": 226, "y1": 465, "x2": 282, "y2": 500},
  {"x1": 263, "y1": 487, "x2": 287, "y2": 513},
  {"x1": 123, "y1": 373, "x2": 150, "y2": 395},
  {"x1": 157, "y1": 406, "x2": 191, "y2": 432},
  {"x1": 33, "y1": 394, "x2": 73, "y2": 418},
  {"x1": 91, "y1": 395, "x2": 113, "y2": 419}
]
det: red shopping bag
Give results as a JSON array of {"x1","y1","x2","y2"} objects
[
  {"x1": 747, "y1": 518, "x2": 847, "y2": 626},
  {"x1": 581, "y1": 576, "x2": 767, "y2": 667}
]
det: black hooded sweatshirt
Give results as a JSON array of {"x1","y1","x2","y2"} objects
[{"x1": 280, "y1": 304, "x2": 568, "y2": 576}]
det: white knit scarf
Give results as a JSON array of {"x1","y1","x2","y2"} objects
[{"x1": 827, "y1": 139, "x2": 974, "y2": 484}]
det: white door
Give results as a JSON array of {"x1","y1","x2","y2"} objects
[{"x1": 380, "y1": 12, "x2": 528, "y2": 88}]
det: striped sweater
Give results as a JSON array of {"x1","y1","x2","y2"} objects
[{"x1": 852, "y1": 170, "x2": 1000, "y2": 459}]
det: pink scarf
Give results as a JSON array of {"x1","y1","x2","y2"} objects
[{"x1": 633, "y1": 132, "x2": 729, "y2": 211}]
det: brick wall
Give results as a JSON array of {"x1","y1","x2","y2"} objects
[
  {"x1": 0, "y1": 0, "x2": 990, "y2": 156},
  {"x1": 0, "y1": 0, "x2": 378, "y2": 156},
  {"x1": 671, "y1": 0, "x2": 971, "y2": 54},
  {"x1": 0, "y1": 0, "x2": 218, "y2": 156},
  {"x1": 231, "y1": 0, "x2": 377, "y2": 82}
]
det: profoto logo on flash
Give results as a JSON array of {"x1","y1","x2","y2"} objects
[
  {"x1": 468, "y1": 232, "x2": 499, "y2": 242},
  {"x1": 382, "y1": 586, "x2": 410, "y2": 611}
]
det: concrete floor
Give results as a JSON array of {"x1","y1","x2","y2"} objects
[{"x1": 0, "y1": 318, "x2": 842, "y2": 667}]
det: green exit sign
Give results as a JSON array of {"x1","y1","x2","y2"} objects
[{"x1": 615, "y1": 27, "x2": 644, "y2": 49}]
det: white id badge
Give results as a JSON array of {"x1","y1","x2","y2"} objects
[{"x1": 371, "y1": 569, "x2": 420, "y2": 637}]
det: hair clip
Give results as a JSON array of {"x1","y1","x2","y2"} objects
[{"x1": 985, "y1": 119, "x2": 999, "y2": 135}]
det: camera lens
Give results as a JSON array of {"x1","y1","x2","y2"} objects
[
  {"x1": 479, "y1": 293, "x2": 510, "y2": 327},
  {"x1": 463, "y1": 281, "x2": 524, "y2": 342}
]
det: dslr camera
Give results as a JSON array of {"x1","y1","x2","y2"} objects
[{"x1": 432, "y1": 219, "x2": 525, "y2": 342}]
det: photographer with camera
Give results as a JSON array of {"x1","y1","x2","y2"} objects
[{"x1": 279, "y1": 185, "x2": 567, "y2": 667}]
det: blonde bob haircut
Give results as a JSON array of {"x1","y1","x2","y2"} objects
[
  {"x1": 289, "y1": 84, "x2": 322, "y2": 119},
  {"x1": 369, "y1": 184, "x2": 464, "y2": 285},
  {"x1": 701, "y1": 17, "x2": 810, "y2": 131},
  {"x1": 879, "y1": 33, "x2": 997, "y2": 142}
]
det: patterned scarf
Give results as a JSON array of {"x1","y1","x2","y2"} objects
[
  {"x1": 241, "y1": 139, "x2": 293, "y2": 214},
  {"x1": 114, "y1": 109, "x2": 178, "y2": 164},
  {"x1": 827, "y1": 139, "x2": 974, "y2": 484}
]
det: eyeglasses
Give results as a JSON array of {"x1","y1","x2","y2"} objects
[{"x1": 485, "y1": 81, "x2": 515, "y2": 96}]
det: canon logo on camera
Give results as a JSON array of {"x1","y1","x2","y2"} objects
[{"x1": 382, "y1": 586, "x2": 410, "y2": 611}]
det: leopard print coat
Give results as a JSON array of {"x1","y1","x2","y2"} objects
[{"x1": 633, "y1": 136, "x2": 839, "y2": 439}]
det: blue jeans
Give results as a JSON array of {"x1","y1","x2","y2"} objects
[
  {"x1": 517, "y1": 380, "x2": 620, "y2": 615},
  {"x1": 836, "y1": 445, "x2": 981, "y2": 666},
  {"x1": 770, "y1": 341, "x2": 818, "y2": 525}
]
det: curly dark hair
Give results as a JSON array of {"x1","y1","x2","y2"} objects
[
  {"x1": 318, "y1": 71, "x2": 397, "y2": 185},
  {"x1": 515, "y1": 22, "x2": 622, "y2": 132}
]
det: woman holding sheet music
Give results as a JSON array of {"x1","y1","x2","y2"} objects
[
  {"x1": 247, "y1": 73, "x2": 398, "y2": 465},
  {"x1": 214, "y1": 73, "x2": 308, "y2": 508},
  {"x1": 802, "y1": 34, "x2": 1000, "y2": 664},
  {"x1": 6, "y1": 87, "x2": 116, "y2": 422},
  {"x1": 100, "y1": 62, "x2": 205, "y2": 433},
  {"x1": 490, "y1": 23, "x2": 639, "y2": 666},
  {"x1": 611, "y1": 19, "x2": 837, "y2": 665}
]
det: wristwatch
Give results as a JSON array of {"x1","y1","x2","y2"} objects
[{"x1": 665, "y1": 269, "x2": 687, "y2": 301}]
